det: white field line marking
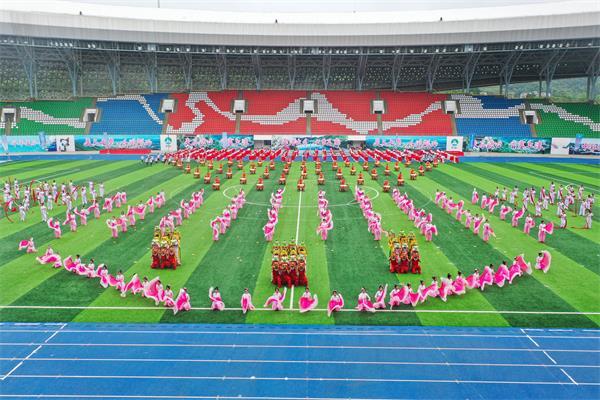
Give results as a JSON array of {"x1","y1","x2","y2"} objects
[
  {"x1": 294, "y1": 189, "x2": 302, "y2": 245},
  {"x1": 0, "y1": 329, "x2": 597, "y2": 340},
  {"x1": 0, "y1": 396, "x2": 410, "y2": 400},
  {"x1": 521, "y1": 328, "x2": 540, "y2": 347},
  {"x1": 1, "y1": 305, "x2": 599, "y2": 315},
  {"x1": 1, "y1": 374, "x2": 597, "y2": 386},
  {"x1": 1, "y1": 357, "x2": 597, "y2": 369},
  {"x1": 0, "y1": 323, "x2": 66, "y2": 381},
  {"x1": 560, "y1": 368, "x2": 578, "y2": 385},
  {"x1": 1, "y1": 342, "x2": 597, "y2": 353},
  {"x1": 543, "y1": 351, "x2": 557, "y2": 364},
  {"x1": 289, "y1": 286, "x2": 294, "y2": 310}
]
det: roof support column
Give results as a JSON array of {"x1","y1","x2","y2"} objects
[
  {"x1": 287, "y1": 55, "x2": 296, "y2": 89},
  {"x1": 15, "y1": 45, "x2": 37, "y2": 98},
  {"x1": 322, "y1": 54, "x2": 331, "y2": 90},
  {"x1": 463, "y1": 52, "x2": 480, "y2": 94},
  {"x1": 106, "y1": 51, "x2": 120, "y2": 95},
  {"x1": 252, "y1": 54, "x2": 261, "y2": 90},
  {"x1": 216, "y1": 52, "x2": 227, "y2": 90},
  {"x1": 391, "y1": 54, "x2": 404, "y2": 91},
  {"x1": 356, "y1": 54, "x2": 367, "y2": 91},
  {"x1": 586, "y1": 48, "x2": 600, "y2": 101},
  {"x1": 141, "y1": 52, "x2": 158, "y2": 93},
  {"x1": 425, "y1": 55, "x2": 441, "y2": 92},
  {"x1": 179, "y1": 53, "x2": 193, "y2": 91}
]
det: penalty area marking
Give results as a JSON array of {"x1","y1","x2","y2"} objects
[{"x1": 0, "y1": 305, "x2": 599, "y2": 315}]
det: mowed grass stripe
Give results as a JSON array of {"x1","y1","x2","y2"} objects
[
  {"x1": 407, "y1": 165, "x2": 599, "y2": 328},
  {"x1": 75, "y1": 167, "x2": 248, "y2": 323},
  {"x1": 0, "y1": 160, "x2": 81, "y2": 176},
  {"x1": 0, "y1": 161, "x2": 149, "y2": 237},
  {"x1": 2, "y1": 160, "x2": 105, "y2": 183},
  {"x1": 161, "y1": 164, "x2": 284, "y2": 324},
  {"x1": 504, "y1": 163, "x2": 600, "y2": 192},
  {"x1": 322, "y1": 165, "x2": 421, "y2": 326},
  {"x1": 366, "y1": 165, "x2": 510, "y2": 327},
  {"x1": 0, "y1": 169, "x2": 201, "y2": 320},
  {"x1": 246, "y1": 163, "x2": 332, "y2": 325},
  {"x1": 536, "y1": 163, "x2": 600, "y2": 180},
  {"x1": 441, "y1": 163, "x2": 600, "y2": 275},
  {"x1": 0, "y1": 166, "x2": 182, "y2": 267}
]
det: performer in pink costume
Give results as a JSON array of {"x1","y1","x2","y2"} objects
[
  {"x1": 264, "y1": 287, "x2": 287, "y2": 311},
  {"x1": 18, "y1": 237, "x2": 36, "y2": 253},
  {"x1": 452, "y1": 272, "x2": 467, "y2": 295},
  {"x1": 424, "y1": 224, "x2": 438, "y2": 242},
  {"x1": 299, "y1": 288, "x2": 318, "y2": 313},
  {"x1": 171, "y1": 209, "x2": 183, "y2": 226},
  {"x1": 494, "y1": 262, "x2": 510, "y2": 287},
  {"x1": 134, "y1": 202, "x2": 147, "y2": 220},
  {"x1": 355, "y1": 288, "x2": 376, "y2": 312},
  {"x1": 143, "y1": 277, "x2": 162, "y2": 305},
  {"x1": 88, "y1": 202, "x2": 101, "y2": 219},
  {"x1": 388, "y1": 284, "x2": 407, "y2": 308},
  {"x1": 208, "y1": 287, "x2": 225, "y2": 311},
  {"x1": 63, "y1": 211, "x2": 78, "y2": 232},
  {"x1": 499, "y1": 205, "x2": 512, "y2": 220},
  {"x1": 464, "y1": 211, "x2": 473, "y2": 229},
  {"x1": 72, "y1": 207, "x2": 88, "y2": 226},
  {"x1": 146, "y1": 197, "x2": 155, "y2": 214},
  {"x1": 327, "y1": 291, "x2": 344, "y2": 317},
  {"x1": 479, "y1": 264, "x2": 495, "y2": 291},
  {"x1": 121, "y1": 274, "x2": 143, "y2": 297},
  {"x1": 173, "y1": 287, "x2": 191, "y2": 315},
  {"x1": 241, "y1": 288, "x2": 255, "y2": 314},
  {"x1": 537, "y1": 221, "x2": 554, "y2": 243},
  {"x1": 210, "y1": 218, "x2": 221, "y2": 241},
  {"x1": 471, "y1": 189, "x2": 479, "y2": 205},
  {"x1": 523, "y1": 215, "x2": 536, "y2": 234},
  {"x1": 373, "y1": 284, "x2": 388, "y2": 309},
  {"x1": 106, "y1": 217, "x2": 119, "y2": 238},
  {"x1": 438, "y1": 274, "x2": 454, "y2": 302},
  {"x1": 102, "y1": 197, "x2": 114, "y2": 213},
  {"x1": 511, "y1": 208, "x2": 525, "y2": 227},
  {"x1": 36, "y1": 247, "x2": 61, "y2": 268},
  {"x1": 465, "y1": 269, "x2": 480, "y2": 289},
  {"x1": 488, "y1": 198, "x2": 499, "y2": 213},
  {"x1": 535, "y1": 250, "x2": 552, "y2": 273},
  {"x1": 317, "y1": 217, "x2": 334, "y2": 241},
  {"x1": 47, "y1": 218, "x2": 62, "y2": 238},
  {"x1": 107, "y1": 270, "x2": 125, "y2": 292},
  {"x1": 263, "y1": 221, "x2": 276, "y2": 242},
  {"x1": 162, "y1": 285, "x2": 175, "y2": 308},
  {"x1": 482, "y1": 223, "x2": 495, "y2": 242},
  {"x1": 404, "y1": 284, "x2": 421, "y2": 307},
  {"x1": 514, "y1": 254, "x2": 532, "y2": 275},
  {"x1": 472, "y1": 215, "x2": 484, "y2": 235},
  {"x1": 508, "y1": 261, "x2": 523, "y2": 284},
  {"x1": 126, "y1": 206, "x2": 136, "y2": 226},
  {"x1": 118, "y1": 214, "x2": 128, "y2": 233},
  {"x1": 480, "y1": 195, "x2": 489, "y2": 210}
]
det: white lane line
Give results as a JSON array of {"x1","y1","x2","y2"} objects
[
  {"x1": 289, "y1": 286, "x2": 294, "y2": 310},
  {"x1": 0, "y1": 323, "x2": 65, "y2": 381},
  {"x1": 1, "y1": 305, "x2": 599, "y2": 315},
  {"x1": 560, "y1": 368, "x2": 578, "y2": 385},
  {"x1": 0, "y1": 396, "x2": 404, "y2": 400},
  {"x1": 1, "y1": 374, "x2": 596, "y2": 386},
  {"x1": 0, "y1": 342, "x2": 597, "y2": 353},
  {"x1": 521, "y1": 328, "x2": 540, "y2": 347},
  {"x1": 0, "y1": 357, "x2": 597, "y2": 369},
  {"x1": 1, "y1": 329, "x2": 597, "y2": 340},
  {"x1": 543, "y1": 351, "x2": 557, "y2": 365}
]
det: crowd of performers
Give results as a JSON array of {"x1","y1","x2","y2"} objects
[
  {"x1": 316, "y1": 190, "x2": 334, "y2": 241},
  {"x1": 262, "y1": 188, "x2": 285, "y2": 241},
  {"x1": 356, "y1": 251, "x2": 551, "y2": 312},
  {"x1": 151, "y1": 228, "x2": 181, "y2": 269},
  {"x1": 435, "y1": 190, "x2": 497, "y2": 242},
  {"x1": 270, "y1": 241, "x2": 308, "y2": 287},
  {"x1": 387, "y1": 232, "x2": 421, "y2": 274},
  {"x1": 34, "y1": 247, "x2": 191, "y2": 314},
  {"x1": 3, "y1": 179, "x2": 113, "y2": 225},
  {"x1": 355, "y1": 186, "x2": 383, "y2": 241},
  {"x1": 210, "y1": 189, "x2": 246, "y2": 241},
  {"x1": 392, "y1": 189, "x2": 437, "y2": 242},
  {"x1": 105, "y1": 192, "x2": 165, "y2": 239}
]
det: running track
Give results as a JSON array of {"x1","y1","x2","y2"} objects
[{"x1": 0, "y1": 323, "x2": 599, "y2": 399}]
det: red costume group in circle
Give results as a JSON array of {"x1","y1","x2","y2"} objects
[
  {"x1": 271, "y1": 242, "x2": 308, "y2": 288},
  {"x1": 388, "y1": 232, "x2": 421, "y2": 274},
  {"x1": 151, "y1": 228, "x2": 180, "y2": 270}
]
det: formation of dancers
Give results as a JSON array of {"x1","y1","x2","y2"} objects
[
  {"x1": 392, "y1": 189, "x2": 437, "y2": 242},
  {"x1": 209, "y1": 189, "x2": 246, "y2": 241},
  {"x1": 106, "y1": 192, "x2": 165, "y2": 239},
  {"x1": 34, "y1": 247, "x2": 191, "y2": 314},
  {"x1": 270, "y1": 241, "x2": 308, "y2": 287},
  {"x1": 435, "y1": 190, "x2": 496, "y2": 242},
  {"x1": 262, "y1": 188, "x2": 285, "y2": 242},
  {"x1": 316, "y1": 190, "x2": 334, "y2": 241},
  {"x1": 355, "y1": 186, "x2": 384, "y2": 241}
]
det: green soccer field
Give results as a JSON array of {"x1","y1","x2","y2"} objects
[{"x1": 1, "y1": 159, "x2": 599, "y2": 328}]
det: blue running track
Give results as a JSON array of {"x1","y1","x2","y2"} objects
[{"x1": 0, "y1": 323, "x2": 599, "y2": 399}]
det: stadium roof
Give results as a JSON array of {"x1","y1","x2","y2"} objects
[{"x1": 0, "y1": 0, "x2": 598, "y2": 46}]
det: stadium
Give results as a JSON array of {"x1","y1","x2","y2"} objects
[{"x1": 0, "y1": 0, "x2": 599, "y2": 398}]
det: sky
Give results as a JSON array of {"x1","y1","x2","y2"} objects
[{"x1": 59, "y1": 0, "x2": 568, "y2": 13}]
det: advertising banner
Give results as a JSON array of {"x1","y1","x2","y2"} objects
[
  {"x1": 178, "y1": 134, "x2": 254, "y2": 150},
  {"x1": 74, "y1": 134, "x2": 160, "y2": 151},
  {"x1": 270, "y1": 135, "x2": 350, "y2": 150},
  {"x1": 160, "y1": 135, "x2": 178, "y2": 153},
  {"x1": 446, "y1": 136, "x2": 463, "y2": 152},
  {"x1": 1, "y1": 134, "x2": 56, "y2": 153},
  {"x1": 551, "y1": 137, "x2": 600, "y2": 155},
  {"x1": 466, "y1": 136, "x2": 551, "y2": 154},
  {"x1": 366, "y1": 136, "x2": 446, "y2": 150}
]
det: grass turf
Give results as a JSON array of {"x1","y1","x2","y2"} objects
[{"x1": 0, "y1": 159, "x2": 598, "y2": 328}]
